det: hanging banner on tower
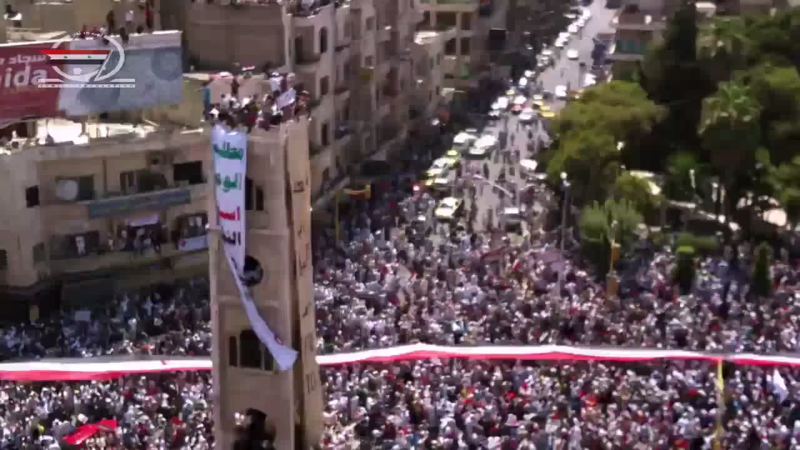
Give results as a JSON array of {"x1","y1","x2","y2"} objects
[{"x1": 212, "y1": 125, "x2": 298, "y2": 371}]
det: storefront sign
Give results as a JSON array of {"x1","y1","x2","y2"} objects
[
  {"x1": 87, "y1": 188, "x2": 191, "y2": 219},
  {"x1": 212, "y1": 125, "x2": 297, "y2": 372}
]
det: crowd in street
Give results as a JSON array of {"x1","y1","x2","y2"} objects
[{"x1": 4, "y1": 89, "x2": 800, "y2": 449}]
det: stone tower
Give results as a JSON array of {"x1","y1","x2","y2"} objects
[{"x1": 209, "y1": 117, "x2": 323, "y2": 449}]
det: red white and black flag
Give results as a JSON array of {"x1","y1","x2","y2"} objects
[{"x1": 39, "y1": 49, "x2": 111, "y2": 65}]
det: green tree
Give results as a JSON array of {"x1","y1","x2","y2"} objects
[
  {"x1": 664, "y1": 151, "x2": 705, "y2": 202},
  {"x1": 697, "y1": 17, "x2": 750, "y2": 83},
  {"x1": 641, "y1": 0, "x2": 713, "y2": 154},
  {"x1": 613, "y1": 173, "x2": 659, "y2": 216},
  {"x1": 555, "y1": 81, "x2": 664, "y2": 144},
  {"x1": 674, "y1": 246, "x2": 696, "y2": 295},
  {"x1": 769, "y1": 155, "x2": 800, "y2": 231},
  {"x1": 751, "y1": 242, "x2": 772, "y2": 298},
  {"x1": 743, "y1": 64, "x2": 800, "y2": 166},
  {"x1": 547, "y1": 130, "x2": 620, "y2": 204},
  {"x1": 579, "y1": 199, "x2": 644, "y2": 275},
  {"x1": 699, "y1": 81, "x2": 762, "y2": 226}
]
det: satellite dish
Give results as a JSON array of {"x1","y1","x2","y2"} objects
[{"x1": 55, "y1": 179, "x2": 79, "y2": 201}]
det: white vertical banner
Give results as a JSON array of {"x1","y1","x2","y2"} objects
[
  {"x1": 213, "y1": 125, "x2": 248, "y2": 270},
  {"x1": 212, "y1": 125, "x2": 298, "y2": 371}
]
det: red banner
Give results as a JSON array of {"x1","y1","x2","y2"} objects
[
  {"x1": 63, "y1": 420, "x2": 118, "y2": 446},
  {"x1": 0, "y1": 42, "x2": 62, "y2": 125}
]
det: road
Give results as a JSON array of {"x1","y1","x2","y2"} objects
[
  {"x1": 451, "y1": 1, "x2": 617, "y2": 232},
  {"x1": 536, "y1": 0, "x2": 618, "y2": 112}
]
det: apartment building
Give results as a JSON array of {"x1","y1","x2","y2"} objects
[
  {"x1": 413, "y1": 0, "x2": 507, "y2": 89},
  {"x1": 409, "y1": 25, "x2": 454, "y2": 132},
  {"x1": 181, "y1": 0, "x2": 416, "y2": 204}
]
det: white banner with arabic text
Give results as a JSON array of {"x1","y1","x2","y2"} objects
[{"x1": 212, "y1": 125, "x2": 297, "y2": 371}]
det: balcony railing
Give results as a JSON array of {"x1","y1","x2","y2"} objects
[
  {"x1": 335, "y1": 85, "x2": 350, "y2": 95},
  {"x1": 296, "y1": 54, "x2": 322, "y2": 65},
  {"x1": 85, "y1": 185, "x2": 198, "y2": 219},
  {"x1": 335, "y1": 124, "x2": 352, "y2": 140}
]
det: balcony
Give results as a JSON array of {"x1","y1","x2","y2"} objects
[
  {"x1": 292, "y1": 0, "x2": 334, "y2": 25},
  {"x1": 378, "y1": 25, "x2": 392, "y2": 42},
  {"x1": 85, "y1": 184, "x2": 200, "y2": 219},
  {"x1": 295, "y1": 54, "x2": 322, "y2": 71},
  {"x1": 49, "y1": 237, "x2": 209, "y2": 275},
  {"x1": 335, "y1": 84, "x2": 350, "y2": 100},
  {"x1": 335, "y1": 43, "x2": 351, "y2": 61}
]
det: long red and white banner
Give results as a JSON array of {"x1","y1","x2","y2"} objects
[{"x1": 2, "y1": 345, "x2": 800, "y2": 381}]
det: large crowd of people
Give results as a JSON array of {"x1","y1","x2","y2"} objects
[{"x1": 2, "y1": 82, "x2": 800, "y2": 449}]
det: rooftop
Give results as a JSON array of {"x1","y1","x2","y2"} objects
[
  {"x1": 6, "y1": 27, "x2": 69, "y2": 42},
  {"x1": 0, "y1": 118, "x2": 166, "y2": 155}
]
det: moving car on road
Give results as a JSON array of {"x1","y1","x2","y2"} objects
[
  {"x1": 434, "y1": 197, "x2": 464, "y2": 221},
  {"x1": 567, "y1": 49, "x2": 579, "y2": 60},
  {"x1": 568, "y1": 24, "x2": 579, "y2": 34},
  {"x1": 555, "y1": 85, "x2": 568, "y2": 99},
  {"x1": 519, "y1": 108, "x2": 536, "y2": 124}
]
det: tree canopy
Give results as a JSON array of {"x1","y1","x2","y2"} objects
[{"x1": 545, "y1": 4, "x2": 800, "y2": 240}]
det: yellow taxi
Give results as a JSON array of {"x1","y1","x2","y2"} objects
[
  {"x1": 541, "y1": 111, "x2": 557, "y2": 119},
  {"x1": 444, "y1": 149, "x2": 461, "y2": 167},
  {"x1": 423, "y1": 177, "x2": 452, "y2": 192},
  {"x1": 539, "y1": 104, "x2": 552, "y2": 113}
]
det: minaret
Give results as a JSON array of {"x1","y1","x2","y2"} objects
[{"x1": 209, "y1": 117, "x2": 322, "y2": 449}]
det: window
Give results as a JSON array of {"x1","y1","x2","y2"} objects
[
  {"x1": 320, "y1": 76, "x2": 330, "y2": 96},
  {"x1": 32, "y1": 243, "x2": 45, "y2": 264},
  {"x1": 239, "y1": 330, "x2": 262, "y2": 369},
  {"x1": 321, "y1": 122, "x2": 330, "y2": 146},
  {"x1": 365, "y1": 17, "x2": 374, "y2": 31},
  {"x1": 319, "y1": 28, "x2": 329, "y2": 53},
  {"x1": 228, "y1": 337, "x2": 238, "y2": 367},
  {"x1": 76, "y1": 176, "x2": 95, "y2": 201},
  {"x1": 0, "y1": 250, "x2": 7, "y2": 270},
  {"x1": 344, "y1": 21, "x2": 352, "y2": 38},
  {"x1": 436, "y1": 12, "x2": 457, "y2": 28},
  {"x1": 244, "y1": 177, "x2": 265, "y2": 211},
  {"x1": 49, "y1": 231, "x2": 101, "y2": 260},
  {"x1": 461, "y1": 13, "x2": 472, "y2": 30},
  {"x1": 176, "y1": 213, "x2": 208, "y2": 239},
  {"x1": 438, "y1": 53, "x2": 443, "y2": 64},
  {"x1": 364, "y1": 55, "x2": 374, "y2": 67},
  {"x1": 120, "y1": 171, "x2": 137, "y2": 193},
  {"x1": 461, "y1": 38, "x2": 471, "y2": 55},
  {"x1": 173, "y1": 161, "x2": 205, "y2": 185},
  {"x1": 436, "y1": 86, "x2": 441, "y2": 96},
  {"x1": 445, "y1": 39, "x2": 456, "y2": 56},
  {"x1": 25, "y1": 186, "x2": 39, "y2": 208}
]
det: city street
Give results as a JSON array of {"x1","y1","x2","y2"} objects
[{"x1": 536, "y1": 0, "x2": 618, "y2": 112}]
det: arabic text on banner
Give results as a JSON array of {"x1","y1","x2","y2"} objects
[
  {"x1": 212, "y1": 125, "x2": 298, "y2": 371},
  {"x1": 212, "y1": 125, "x2": 248, "y2": 272}
]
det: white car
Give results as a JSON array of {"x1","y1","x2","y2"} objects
[
  {"x1": 519, "y1": 108, "x2": 536, "y2": 123},
  {"x1": 555, "y1": 39, "x2": 567, "y2": 49},
  {"x1": 492, "y1": 96, "x2": 509, "y2": 110},
  {"x1": 555, "y1": 85, "x2": 568, "y2": 99},
  {"x1": 584, "y1": 73, "x2": 597, "y2": 87},
  {"x1": 566, "y1": 49, "x2": 579, "y2": 60},
  {"x1": 576, "y1": 18, "x2": 586, "y2": 28},
  {"x1": 513, "y1": 95, "x2": 527, "y2": 106},
  {"x1": 541, "y1": 49, "x2": 554, "y2": 58},
  {"x1": 568, "y1": 24, "x2": 579, "y2": 34},
  {"x1": 582, "y1": 9, "x2": 592, "y2": 20},
  {"x1": 559, "y1": 32, "x2": 571, "y2": 42}
]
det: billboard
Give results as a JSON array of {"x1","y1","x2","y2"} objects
[{"x1": 0, "y1": 31, "x2": 183, "y2": 125}]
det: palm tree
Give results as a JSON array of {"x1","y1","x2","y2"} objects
[
  {"x1": 699, "y1": 81, "x2": 762, "y2": 226},
  {"x1": 697, "y1": 17, "x2": 750, "y2": 83}
]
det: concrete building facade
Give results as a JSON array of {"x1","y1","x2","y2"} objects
[
  {"x1": 209, "y1": 118, "x2": 322, "y2": 450},
  {"x1": 413, "y1": 0, "x2": 507, "y2": 89},
  {"x1": 180, "y1": 0, "x2": 418, "y2": 203}
]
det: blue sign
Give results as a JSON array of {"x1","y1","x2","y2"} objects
[{"x1": 87, "y1": 188, "x2": 191, "y2": 219}]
